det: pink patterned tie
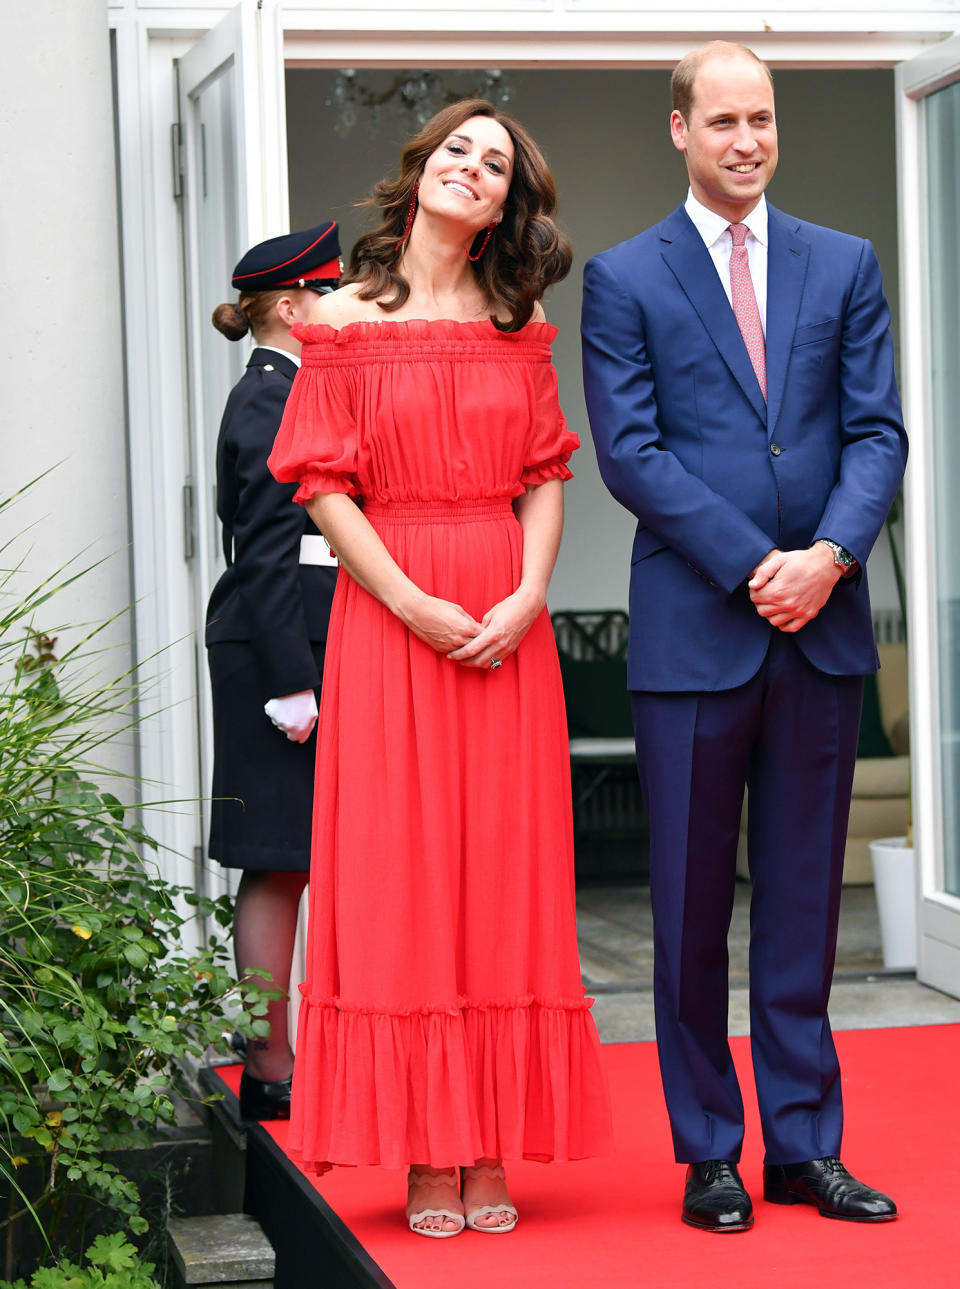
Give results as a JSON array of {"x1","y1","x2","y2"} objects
[{"x1": 728, "y1": 223, "x2": 766, "y2": 399}]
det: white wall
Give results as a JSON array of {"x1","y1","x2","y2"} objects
[
  {"x1": 287, "y1": 66, "x2": 902, "y2": 615},
  {"x1": 1, "y1": 1, "x2": 132, "y2": 758}
]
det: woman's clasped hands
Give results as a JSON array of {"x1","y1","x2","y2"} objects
[
  {"x1": 447, "y1": 587, "x2": 544, "y2": 670},
  {"x1": 401, "y1": 586, "x2": 543, "y2": 670},
  {"x1": 400, "y1": 591, "x2": 482, "y2": 654}
]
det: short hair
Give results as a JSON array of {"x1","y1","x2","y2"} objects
[{"x1": 671, "y1": 42, "x2": 774, "y2": 123}]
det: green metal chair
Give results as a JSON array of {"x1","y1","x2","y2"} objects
[{"x1": 551, "y1": 610, "x2": 647, "y2": 879}]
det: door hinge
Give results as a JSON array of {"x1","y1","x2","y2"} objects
[
  {"x1": 171, "y1": 121, "x2": 184, "y2": 200},
  {"x1": 182, "y1": 480, "x2": 197, "y2": 561}
]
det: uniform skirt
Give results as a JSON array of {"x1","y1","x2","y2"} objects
[{"x1": 207, "y1": 640, "x2": 325, "y2": 872}]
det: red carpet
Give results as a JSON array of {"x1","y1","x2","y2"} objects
[{"x1": 220, "y1": 1024, "x2": 960, "y2": 1287}]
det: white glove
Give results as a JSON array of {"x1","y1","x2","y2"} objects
[{"x1": 264, "y1": 690, "x2": 318, "y2": 743}]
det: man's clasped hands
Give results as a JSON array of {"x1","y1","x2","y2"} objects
[{"x1": 748, "y1": 542, "x2": 848, "y2": 634}]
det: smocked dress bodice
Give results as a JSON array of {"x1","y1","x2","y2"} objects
[{"x1": 268, "y1": 318, "x2": 578, "y2": 507}]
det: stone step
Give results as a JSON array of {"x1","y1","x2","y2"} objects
[{"x1": 167, "y1": 1213, "x2": 275, "y2": 1288}]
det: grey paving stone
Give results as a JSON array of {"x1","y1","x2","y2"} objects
[
  {"x1": 590, "y1": 990, "x2": 657, "y2": 1044},
  {"x1": 827, "y1": 977, "x2": 960, "y2": 1031},
  {"x1": 580, "y1": 880, "x2": 960, "y2": 1045},
  {"x1": 578, "y1": 880, "x2": 886, "y2": 989},
  {"x1": 590, "y1": 976, "x2": 960, "y2": 1045}
]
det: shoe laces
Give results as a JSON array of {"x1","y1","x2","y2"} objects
[
  {"x1": 819, "y1": 1157, "x2": 846, "y2": 1175},
  {"x1": 700, "y1": 1160, "x2": 739, "y2": 1185}
]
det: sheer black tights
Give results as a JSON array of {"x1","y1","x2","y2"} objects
[{"x1": 232, "y1": 869, "x2": 308, "y2": 1081}]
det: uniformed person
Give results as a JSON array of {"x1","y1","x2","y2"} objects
[{"x1": 206, "y1": 222, "x2": 341, "y2": 1120}]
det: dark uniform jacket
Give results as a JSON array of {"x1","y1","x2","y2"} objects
[{"x1": 205, "y1": 347, "x2": 336, "y2": 699}]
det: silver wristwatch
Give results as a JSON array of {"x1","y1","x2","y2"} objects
[{"x1": 816, "y1": 538, "x2": 857, "y2": 574}]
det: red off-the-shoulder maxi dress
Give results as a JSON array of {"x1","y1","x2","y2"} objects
[{"x1": 268, "y1": 319, "x2": 613, "y2": 1174}]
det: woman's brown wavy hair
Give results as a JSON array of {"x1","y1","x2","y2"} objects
[{"x1": 341, "y1": 99, "x2": 572, "y2": 333}]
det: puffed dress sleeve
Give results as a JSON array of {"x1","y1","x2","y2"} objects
[
  {"x1": 520, "y1": 356, "x2": 580, "y2": 487},
  {"x1": 268, "y1": 324, "x2": 360, "y2": 504}
]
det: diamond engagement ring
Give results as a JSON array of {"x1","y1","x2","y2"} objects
[{"x1": 490, "y1": 659, "x2": 502, "y2": 670}]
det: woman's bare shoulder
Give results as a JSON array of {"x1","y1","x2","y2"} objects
[
  {"x1": 306, "y1": 283, "x2": 380, "y2": 328},
  {"x1": 488, "y1": 300, "x2": 546, "y2": 327}
]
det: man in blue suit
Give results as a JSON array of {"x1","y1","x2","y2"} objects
[{"x1": 582, "y1": 42, "x2": 907, "y2": 1232}]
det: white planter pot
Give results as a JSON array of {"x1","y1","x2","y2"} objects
[{"x1": 868, "y1": 836, "x2": 917, "y2": 970}]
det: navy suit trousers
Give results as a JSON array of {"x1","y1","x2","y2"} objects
[{"x1": 631, "y1": 632, "x2": 863, "y2": 1165}]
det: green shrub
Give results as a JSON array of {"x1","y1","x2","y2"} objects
[
  {"x1": 0, "y1": 481, "x2": 273, "y2": 1255},
  {"x1": 0, "y1": 1231, "x2": 160, "y2": 1288}
]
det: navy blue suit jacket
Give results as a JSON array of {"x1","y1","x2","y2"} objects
[{"x1": 581, "y1": 203, "x2": 908, "y2": 692}]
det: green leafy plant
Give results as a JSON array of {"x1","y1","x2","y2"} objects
[
  {"x1": 0, "y1": 479, "x2": 274, "y2": 1259},
  {"x1": 0, "y1": 1231, "x2": 160, "y2": 1289}
]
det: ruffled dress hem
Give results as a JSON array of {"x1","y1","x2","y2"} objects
[{"x1": 287, "y1": 993, "x2": 614, "y2": 1175}]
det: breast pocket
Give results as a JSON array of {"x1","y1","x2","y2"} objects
[{"x1": 792, "y1": 318, "x2": 840, "y2": 348}]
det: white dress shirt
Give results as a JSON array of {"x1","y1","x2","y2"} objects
[
  {"x1": 684, "y1": 189, "x2": 768, "y2": 335},
  {"x1": 256, "y1": 343, "x2": 301, "y2": 368}
]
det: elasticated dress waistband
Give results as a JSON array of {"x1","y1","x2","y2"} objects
[{"x1": 362, "y1": 498, "x2": 514, "y2": 524}]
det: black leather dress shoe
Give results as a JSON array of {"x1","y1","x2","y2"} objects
[
  {"x1": 763, "y1": 1157, "x2": 897, "y2": 1221},
  {"x1": 238, "y1": 1070, "x2": 293, "y2": 1121},
  {"x1": 682, "y1": 1160, "x2": 754, "y2": 1232}
]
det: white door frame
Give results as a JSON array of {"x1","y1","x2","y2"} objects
[
  {"x1": 112, "y1": 15, "x2": 202, "y2": 900},
  {"x1": 897, "y1": 32, "x2": 960, "y2": 994},
  {"x1": 111, "y1": 1, "x2": 958, "y2": 900},
  {"x1": 176, "y1": 2, "x2": 291, "y2": 909},
  {"x1": 111, "y1": 1, "x2": 289, "y2": 913}
]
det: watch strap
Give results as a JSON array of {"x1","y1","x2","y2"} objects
[{"x1": 816, "y1": 538, "x2": 857, "y2": 574}]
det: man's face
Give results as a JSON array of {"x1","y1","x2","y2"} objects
[{"x1": 670, "y1": 53, "x2": 778, "y2": 223}]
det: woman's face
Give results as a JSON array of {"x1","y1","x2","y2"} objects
[{"x1": 417, "y1": 115, "x2": 514, "y2": 233}]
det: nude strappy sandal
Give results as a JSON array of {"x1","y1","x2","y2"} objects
[
  {"x1": 405, "y1": 1167, "x2": 466, "y2": 1238},
  {"x1": 461, "y1": 1162, "x2": 519, "y2": 1233}
]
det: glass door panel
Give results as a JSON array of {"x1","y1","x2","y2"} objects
[
  {"x1": 925, "y1": 80, "x2": 960, "y2": 898},
  {"x1": 191, "y1": 60, "x2": 245, "y2": 592},
  {"x1": 899, "y1": 33, "x2": 960, "y2": 993}
]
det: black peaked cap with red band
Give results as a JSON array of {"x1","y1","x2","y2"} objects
[{"x1": 231, "y1": 221, "x2": 342, "y2": 293}]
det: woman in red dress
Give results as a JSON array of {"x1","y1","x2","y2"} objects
[{"x1": 268, "y1": 99, "x2": 612, "y2": 1237}]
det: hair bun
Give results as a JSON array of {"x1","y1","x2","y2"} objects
[{"x1": 211, "y1": 301, "x2": 250, "y2": 340}]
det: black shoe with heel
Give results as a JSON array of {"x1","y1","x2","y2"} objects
[
  {"x1": 682, "y1": 1160, "x2": 754, "y2": 1232},
  {"x1": 238, "y1": 1070, "x2": 292, "y2": 1121},
  {"x1": 763, "y1": 1157, "x2": 897, "y2": 1221}
]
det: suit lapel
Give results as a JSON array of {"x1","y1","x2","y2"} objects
[
  {"x1": 658, "y1": 207, "x2": 766, "y2": 424},
  {"x1": 765, "y1": 205, "x2": 810, "y2": 436}
]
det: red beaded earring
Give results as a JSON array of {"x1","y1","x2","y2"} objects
[
  {"x1": 466, "y1": 222, "x2": 497, "y2": 263},
  {"x1": 396, "y1": 182, "x2": 419, "y2": 249}
]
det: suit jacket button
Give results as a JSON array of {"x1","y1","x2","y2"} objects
[
  {"x1": 263, "y1": 363, "x2": 275, "y2": 372},
  {"x1": 770, "y1": 442, "x2": 782, "y2": 456}
]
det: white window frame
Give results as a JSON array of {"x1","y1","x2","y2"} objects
[{"x1": 897, "y1": 32, "x2": 960, "y2": 994}]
